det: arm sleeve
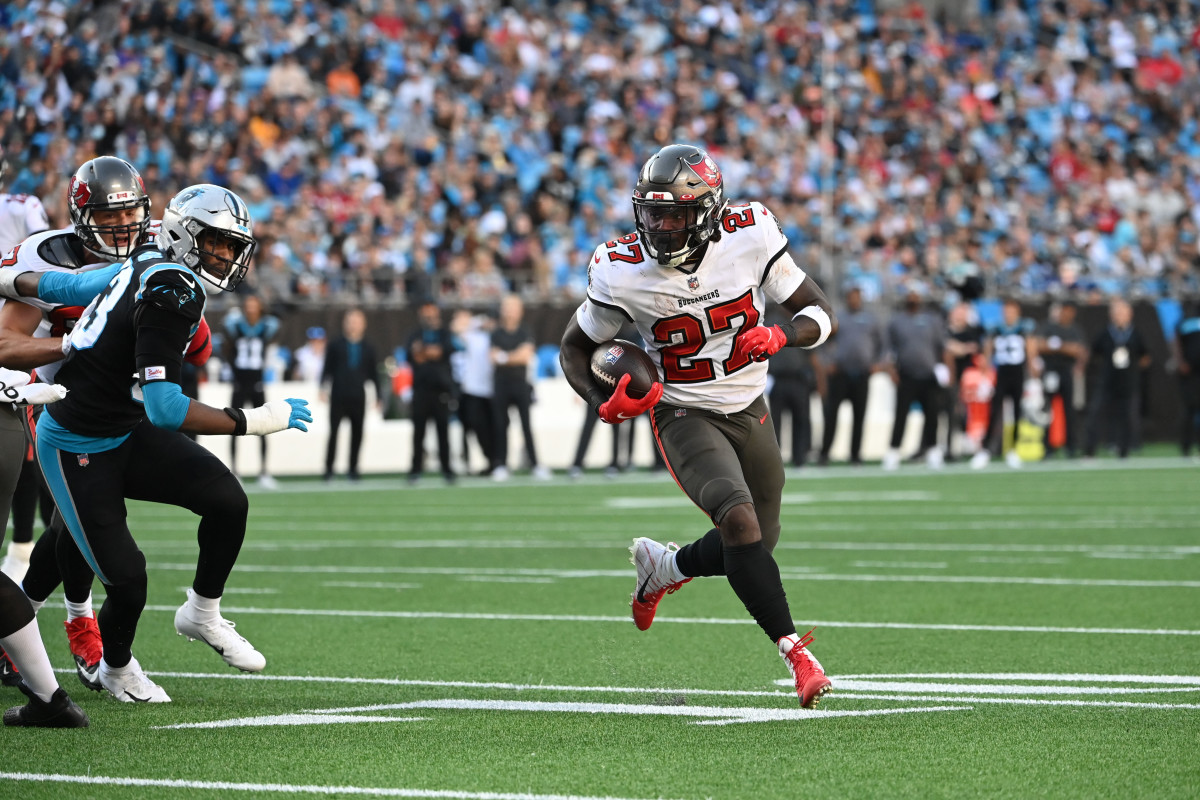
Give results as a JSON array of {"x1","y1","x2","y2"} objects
[
  {"x1": 142, "y1": 381, "x2": 192, "y2": 430},
  {"x1": 36, "y1": 263, "x2": 123, "y2": 306}
]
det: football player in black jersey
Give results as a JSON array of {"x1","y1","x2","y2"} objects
[{"x1": 0, "y1": 184, "x2": 311, "y2": 703}]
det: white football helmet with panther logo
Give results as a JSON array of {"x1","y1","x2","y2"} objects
[{"x1": 159, "y1": 184, "x2": 256, "y2": 292}]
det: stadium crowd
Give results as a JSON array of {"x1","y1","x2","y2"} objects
[{"x1": 3, "y1": 0, "x2": 1200, "y2": 312}]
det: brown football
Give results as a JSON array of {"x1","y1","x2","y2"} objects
[{"x1": 589, "y1": 339, "x2": 659, "y2": 400}]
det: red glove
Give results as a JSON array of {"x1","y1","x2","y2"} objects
[
  {"x1": 734, "y1": 324, "x2": 788, "y2": 363},
  {"x1": 598, "y1": 373, "x2": 663, "y2": 424},
  {"x1": 185, "y1": 317, "x2": 212, "y2": 366}
]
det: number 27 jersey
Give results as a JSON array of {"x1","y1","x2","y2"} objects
[{"x1": 576, "y1": 201, "x2": 806, "y2": 414}]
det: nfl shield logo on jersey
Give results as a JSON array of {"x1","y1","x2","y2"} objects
[
  {"x1": 77, "y1": 453, "x2": 90, "y2": 467},
  {"x1": 687, "y1": 276, "x2": 700, "y2": 291}
]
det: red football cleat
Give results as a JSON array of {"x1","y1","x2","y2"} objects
[
  {"x1": 629, "y1": 538, "x2": 691, "y2": 631},
  {"x1": 64, "y1": 613, "x2": 103, "y2": 691},
  {"x1": 779, "y1": 628, "x2": 832, "y2": 709}
]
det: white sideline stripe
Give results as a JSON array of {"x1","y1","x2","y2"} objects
[
  {"x1": 0, "y1": 773, "x2": 674, "y2": 800},
  {"x1": 58, "y1": 669, "x2": 1200, "y2": 712},
  {"x1": 155, "y1": 699, "x2": 967, "y2": 728},
  {"x1": 608, "y1": 490, "x2": 940, "y2": 509},
  {"x1": 157, "y1": 713, "x2": 430, "y2": 728},
  {"x1": 457, "y1": 576, "x2": 557, "y2": 584},
  {"x1": 140, "y1": 605, "x2": 1200, "y2": 636},
  {"x1": 835, "y1": 672, "x2": 1200, "y2": 684},
  {"x1": 138, "y1": 539, "x2": 1200, "y2": 556},
  {"x1": 177, "y1": 586, "x2": 279, "y2": 595},
  {"x1": 145, "y1": 562, "x2": 1200, "y2": 588},
  {"x1": 828, "y1": 680, "x2": 1200, "y2": 696},
  {"x1": 829, "y1": 693, "x2": 1200, "y2": 710},
  {"x1": 322, "y1": 581, "x2": 422, "y2": 590},
  {"x1": 850, "y1": 561, "x2": 949, "y2": 569}
]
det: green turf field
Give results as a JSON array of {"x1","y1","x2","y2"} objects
[{"x1": 3, "y1": 459, "x2": 1198, "y2": 799}]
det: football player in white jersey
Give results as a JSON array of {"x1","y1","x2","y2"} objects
[
  {"x1": 0, "y1": 146, "x2": 52, "y2": 584},
  {"x1": 560, "y1": 144, "x2": 838, "y2": 707},
  {"x1": 0, "y1": 146, "x2": 50, "y2": 258},
  {"x1": 0, "y1": 147, "x2": 88, "y2": 726}
]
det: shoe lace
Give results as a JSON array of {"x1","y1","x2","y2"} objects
[
  {"x1": 66, "y1": 618, "x2": 103, "y2": 663},
  {"x1": 785, "y1": 628, "x2": 819, "y2": 678}
]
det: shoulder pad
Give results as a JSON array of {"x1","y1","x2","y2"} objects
[
  {"x1": 34, "y1": 233, "x2": 92, "y2": 270},
  {"x1": 136, "y1": 266, "x2": 205, "y2": 321}
]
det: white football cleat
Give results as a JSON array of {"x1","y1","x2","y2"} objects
[
  {"x1": 925, "y1": 447, "x2": 944, "y2": 470},
  {"x1": 629, "y1": 537, "x2": 690, "y2": 631},
  {"x1": 970, "y1": 450, "x2": 991, "y2": 470},
  {"x1": 99, "y1": 656, "x2": 171, "y2": 703},
  {"x1": 1005, "y1": 450, "x2": 1023, "y2": 469},
  {"x1": 881, "y1": 449, "x2": 900, "y2": 471},
  {"x1": 174, "y1": 601, "x2": 266, "y2": 672},
  {"x1": 257, "y1": 473, "x2": 279, "y2": 490}
]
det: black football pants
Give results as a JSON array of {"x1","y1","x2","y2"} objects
[{"x1": 38, "y1": 420, "x2": 247, "y2": 668}]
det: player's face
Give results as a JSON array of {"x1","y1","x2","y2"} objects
[
  {"x1": 1003, "y1": 303, "x2": 1020, "y2": 324},
  {"x1": 637, "y1": 205, "x2": 693, "y2": 256},
  {"x1": 92, "y1": 206, "x2": 145, "y2": 250},
  {"x1": 638, "y1": 206, "x2": 689, "y2": 232},
  {"x1": 196, "y1": 229, "x2": 243, "y2": 279}
]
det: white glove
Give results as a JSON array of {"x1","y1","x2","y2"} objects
[
  {"x1": 0, "y1": 368, "x2": 67, "y2": 407},
  {"x1": 11, "y1": 383, "x2": 67, "y2": 407},
  {"x1": 61, "y1": 329, "x2": 72, "y2": 355},
  {"x1": 242, "y1": 398, "x2": 312, "y2": 436}
]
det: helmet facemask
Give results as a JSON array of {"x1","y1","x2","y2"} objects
[
  {"x1": 190, "y1": 225, "x2": 256, "y2": 292},
  {"x1": 67, "y1": 158, "x2": 153, "y2": 261},
  {"x1": 632, "y1": 144, "x2": 726, "y2": 268},
  {"x1": 160, "y1": 184, "x2": 256, "y2": 292}
]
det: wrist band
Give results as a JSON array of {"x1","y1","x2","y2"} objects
[
  {"x1": 224, "y1": 407, "x2": 247, "y2": 436},
  {"x1": 794, "y1": 305, "x2": 832, "y2": 349}
]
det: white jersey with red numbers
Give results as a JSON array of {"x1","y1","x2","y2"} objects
[
  {"x1": 0, "y1": 193, "x2": 49, "y2": 256},
  {"x1": 0, "y1": 224, "x2": 158, "y2": 383},
  {"x1": 576, "y1": 201, "x2": 807, "y2": 414}
]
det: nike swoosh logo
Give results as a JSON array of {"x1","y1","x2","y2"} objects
[
  {"x1": 636, "y1": 575, "x2": 652, "y2": 603},
  {"x1": 617, "y1": 413, "x2": 635, "y2": 420},
  {"x1": 123, "y1": 692, "x2": 152, "y2": 703},
  {"x1": 759, "y1": 413, "x2": 768, "y2": 424}
]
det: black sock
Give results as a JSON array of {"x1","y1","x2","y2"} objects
[
  {"x1": 724, "y1": 541, "x2": 794, "y2": 643},
  {"x1": 675, "y1": 528, "x2": 724, "y2": 577}
]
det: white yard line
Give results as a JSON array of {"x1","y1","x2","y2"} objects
[
  {"x1": 834, "y1": 672, "x2": 1200, "y2": 684},
  {"x1": 135, "y1": 539, "x2": 1200, "y2": 556},
  {"x1": 146, "y1": 562, "x2": 1200, "y2": 588},
  {"x1": 849, "y1": 561, "x2": 949, "y2": 569},
  {"x1": 0, "y1": 773, "x2": 679, "y2": 800},
  {"x1": 321, "y1": 581, "x2": 423, "y2": 590},
  {"x1": 140, "y1": 605, "x2": 1200, "y2": 636},
  {"x1": 155, "y1": 701, "x2": 968, "y2": 729},
  {"x1": 828, "y1": 693, "x2": 1200, "y2": 710}
]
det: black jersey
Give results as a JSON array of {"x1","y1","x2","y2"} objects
[{"x1": 46, "y1": 244, "x2": 205, "y2": 438}]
